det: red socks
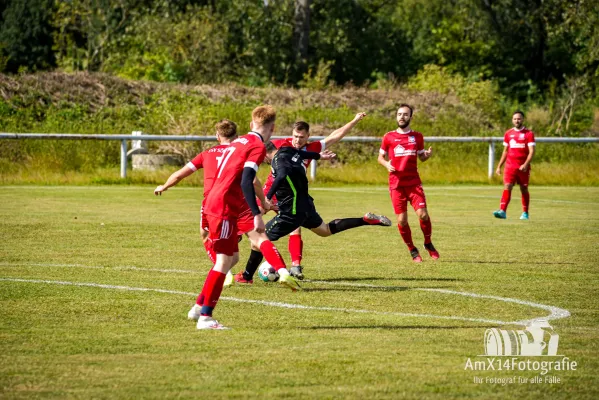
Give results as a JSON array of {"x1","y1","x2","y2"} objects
[
  {"x1": 259, "y1": 240, "x2": 286, "y2": 271},
  {"x1": 522, "y1": 192, "x2": 530, "y2": 212},
  {"x1": 419, "y1": 218, "x2": 432, "y2": 244},
  {"x1": 199, "y1": 269, "x2": 226, "y2": 314},
  {"x1": 203, "y1": 239, "x2": 216, "y2": 264},
  {"x1": 500, "y1": 189, "x2": 511, "y2": 211},
  {"x1": 398, "y1": 224, "x2": 415, "y2": 249},
  {"x1": 288, "y1": 234, "x2": 303, "y2": 265}
]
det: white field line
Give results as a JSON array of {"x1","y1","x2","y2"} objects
[
  {"x1": 0, "y1": 277, "x2": 508, "y2": 325},
  {"x1": 306, "y1": 280, "x2": 570, "y2": 325},
  {"x1": 0, "y1": 262, "x2": 571, "y2": 325}
]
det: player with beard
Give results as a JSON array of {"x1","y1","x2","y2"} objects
[
  {"x1": 378, "y1": 104, "x2": 439, "y2": 262},
  {"x1": 493, "y1": 111, "x2": 536, "y2": 220}
]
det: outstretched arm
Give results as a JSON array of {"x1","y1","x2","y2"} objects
[
  {"x1": 154, "y1": 165, "x2": 194, "y2": 195},
  {"x1": 323, "y1": 112, "x2": 367, "y2": 148}
]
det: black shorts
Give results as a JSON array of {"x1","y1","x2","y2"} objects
[{"x1": 265, "y1": 209, "x2": 323, "y2": 242}]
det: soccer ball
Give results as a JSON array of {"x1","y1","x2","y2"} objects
[{"x1": 258, "y1": 261, "x2": 280, "y2": 282}]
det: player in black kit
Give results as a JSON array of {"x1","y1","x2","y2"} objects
[{"x1": 236, "y1": 141, "x2": 392, "y2": 282}]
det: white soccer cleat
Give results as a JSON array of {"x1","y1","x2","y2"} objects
[
  {"x1": 363, "y1": 212, "x2": 392, "y2": 226},
  {"x1": 196, "y1": 316, "x2": 230, "y2": 330},
  {"x1": 223, "y1": 271, "x2": 234, "y2": 288},
  {"x1": 187, "y1": 304, "x2": 202, "y2": 321}
]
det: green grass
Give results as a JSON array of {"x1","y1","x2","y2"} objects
[
  {"x1": 2, "y1": 158, "x2": 599, "y2": 186},
  {"x1": 1, "y1": 185, "x2": 598, "y2": 399}
]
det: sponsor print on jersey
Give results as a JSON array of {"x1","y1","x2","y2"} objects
[
  {"x1": 509, "y1": 139, "x2": 527, "y2": 149},
  {"x1": 394, "y1": 144, "x2": 416, "y2": 157}
]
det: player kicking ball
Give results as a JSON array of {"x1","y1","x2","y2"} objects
[
  {"x1": 493, "y1": 111, "x2": 536, "y2": 220},
  {"x1": 378, "y1": 104, "x2": 439, "y2": 262},
  {"x1": 234, "y1": 141, "x2": 392, "y2": 283},
  {"x1": 254, "y1": 113, "x2": 369, "y2": 280}
]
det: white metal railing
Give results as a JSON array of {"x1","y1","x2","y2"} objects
[{"x1": 1, "y1": 132, "x2": 597, "y2": 179}]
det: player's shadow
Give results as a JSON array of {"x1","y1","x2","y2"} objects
[
  {"x1": 313, "y1": 277, "x2": 464, "y2": 282},
  {"x1": 300, "y1": 325, "x2": 489, "y2": 330},
  {"x1": 449, "y1": 260, "x2": 576, "y2": 265},
  {"x1": 302, "y1": 285, "x2": 453, "y2": 293}
]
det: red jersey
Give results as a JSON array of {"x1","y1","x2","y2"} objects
[
  {"x1": 263, "y1": 138, "x2": 325, "y2": 195},
  {"x1": 186, "y1": 144, "x2": 229, "y2": 199},
  {"x1": 379, "y1": 130, "x2": 425, "y2": 188},
  {"x1": 503, "y1": 127, "x2": 535, "y2": 170},
  {"x1": 204, "y1": 132, "x2": 266, "y2": 218}
]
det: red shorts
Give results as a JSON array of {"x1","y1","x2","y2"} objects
[
  {"x1": 205, "y1": 215, "x2": 239, "y2": 256},
  {"x1": 389, "y1": 184, "x2": 427, "y2": 214},
  {"x1": 237, "y1": 208, "x2": 254, "y2": 235},
  {"x1": 504, "y1": 168, "x2": 530, "y2": 186}
]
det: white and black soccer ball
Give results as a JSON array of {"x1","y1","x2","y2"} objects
[{"x1": 258, "y1": 261, "x2": 280, "y2": 282}]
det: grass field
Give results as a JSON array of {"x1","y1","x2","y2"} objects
[{"x1": 1, "y1": 185, "x2": 598, "y2": 399}]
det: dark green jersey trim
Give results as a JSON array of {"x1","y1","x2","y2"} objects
[{"x1": 286, "y1": 176, "x2": 297, "y2": 215}]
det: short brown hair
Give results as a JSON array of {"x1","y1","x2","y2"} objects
[
  {"x1": 293, "y1": 121, "x2": 310, "y2": 132},
  {"x1": 252, "y1": 105, "x2": 277, "y2": 127},
  {"x1": 398, "y1": 103, "x2": 413, "y2": 116},
  {"x1": 215, "y1": 119, "x2": 237, "y2": 139}
]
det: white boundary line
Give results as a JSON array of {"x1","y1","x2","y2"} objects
[
  {"x1": 0, "y1": 277, "x2": 508, "y2": 325},
  {"x1": 0, "y1": 264, "x2": 571, "y2": 325}
]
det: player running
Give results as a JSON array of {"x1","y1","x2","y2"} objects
[
  {"x1": 493, "y1": 111, "x2": 536, "y2": 220},
  {"x1": 239, "y1": 113, "x2": 367, "y2": 281},
  {"x1": 378, "y1": 104, "x2": 439, "y2": 263},
  {"x1": 235, "y1": 141, "x2": 392, "y2": 282},
  {"x1": 187, "y1": 105, "x2": 298, "y2": 330}
]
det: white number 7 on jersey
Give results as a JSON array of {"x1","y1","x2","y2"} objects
[{"x1": 216, "y1": 147, "x2": 236, "y2": 178}]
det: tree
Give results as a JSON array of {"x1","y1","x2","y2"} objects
[
  {"x1": 293, "y1": 0, "x2": 311, "y2": 78},
  {"x1": 0, "y1": 0, "x2": 56, "y2": 72}
]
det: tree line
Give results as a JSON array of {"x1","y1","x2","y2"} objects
[{"x1": 0, "y1": 0, "x2": 598, "y2": 103}]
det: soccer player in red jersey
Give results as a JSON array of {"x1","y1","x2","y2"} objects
[
  {"x1": 378, "y1": 104, "x2": 438, "y2": 262},
  {"x1": 493, "y1": 111, "x2": 536, "y2": 220},
  {"x1": 154, "y1": 119, "x2": 239, "y2": 264},
  {"x1": 239, "y1": 113, "x2": 367, "y2": 281},
  {"x1": 189, "y1": 105, "x2": 298, "y2": 330}
]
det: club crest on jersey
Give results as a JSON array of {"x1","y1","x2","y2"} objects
[
  {"x1": 519, "y1": 133, "x2": 526, "y2": 140},
  {"x1": 408, "y1": 136, "x2": 416, "y2": 144}
]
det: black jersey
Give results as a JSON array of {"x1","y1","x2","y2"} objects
[{"x1": 266, "y1": 147, "x2": 320, "y2": 215}]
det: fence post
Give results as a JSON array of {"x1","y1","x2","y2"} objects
[
  {"x1": 310, "y1": 160, "x2": 317, "y2": 181},
  {"x1": 120, "y1": 139, "x2": 127, "y2": 178},
  {"x1": 488, "y1": 141, "x2": 495, "y2": 179}
]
